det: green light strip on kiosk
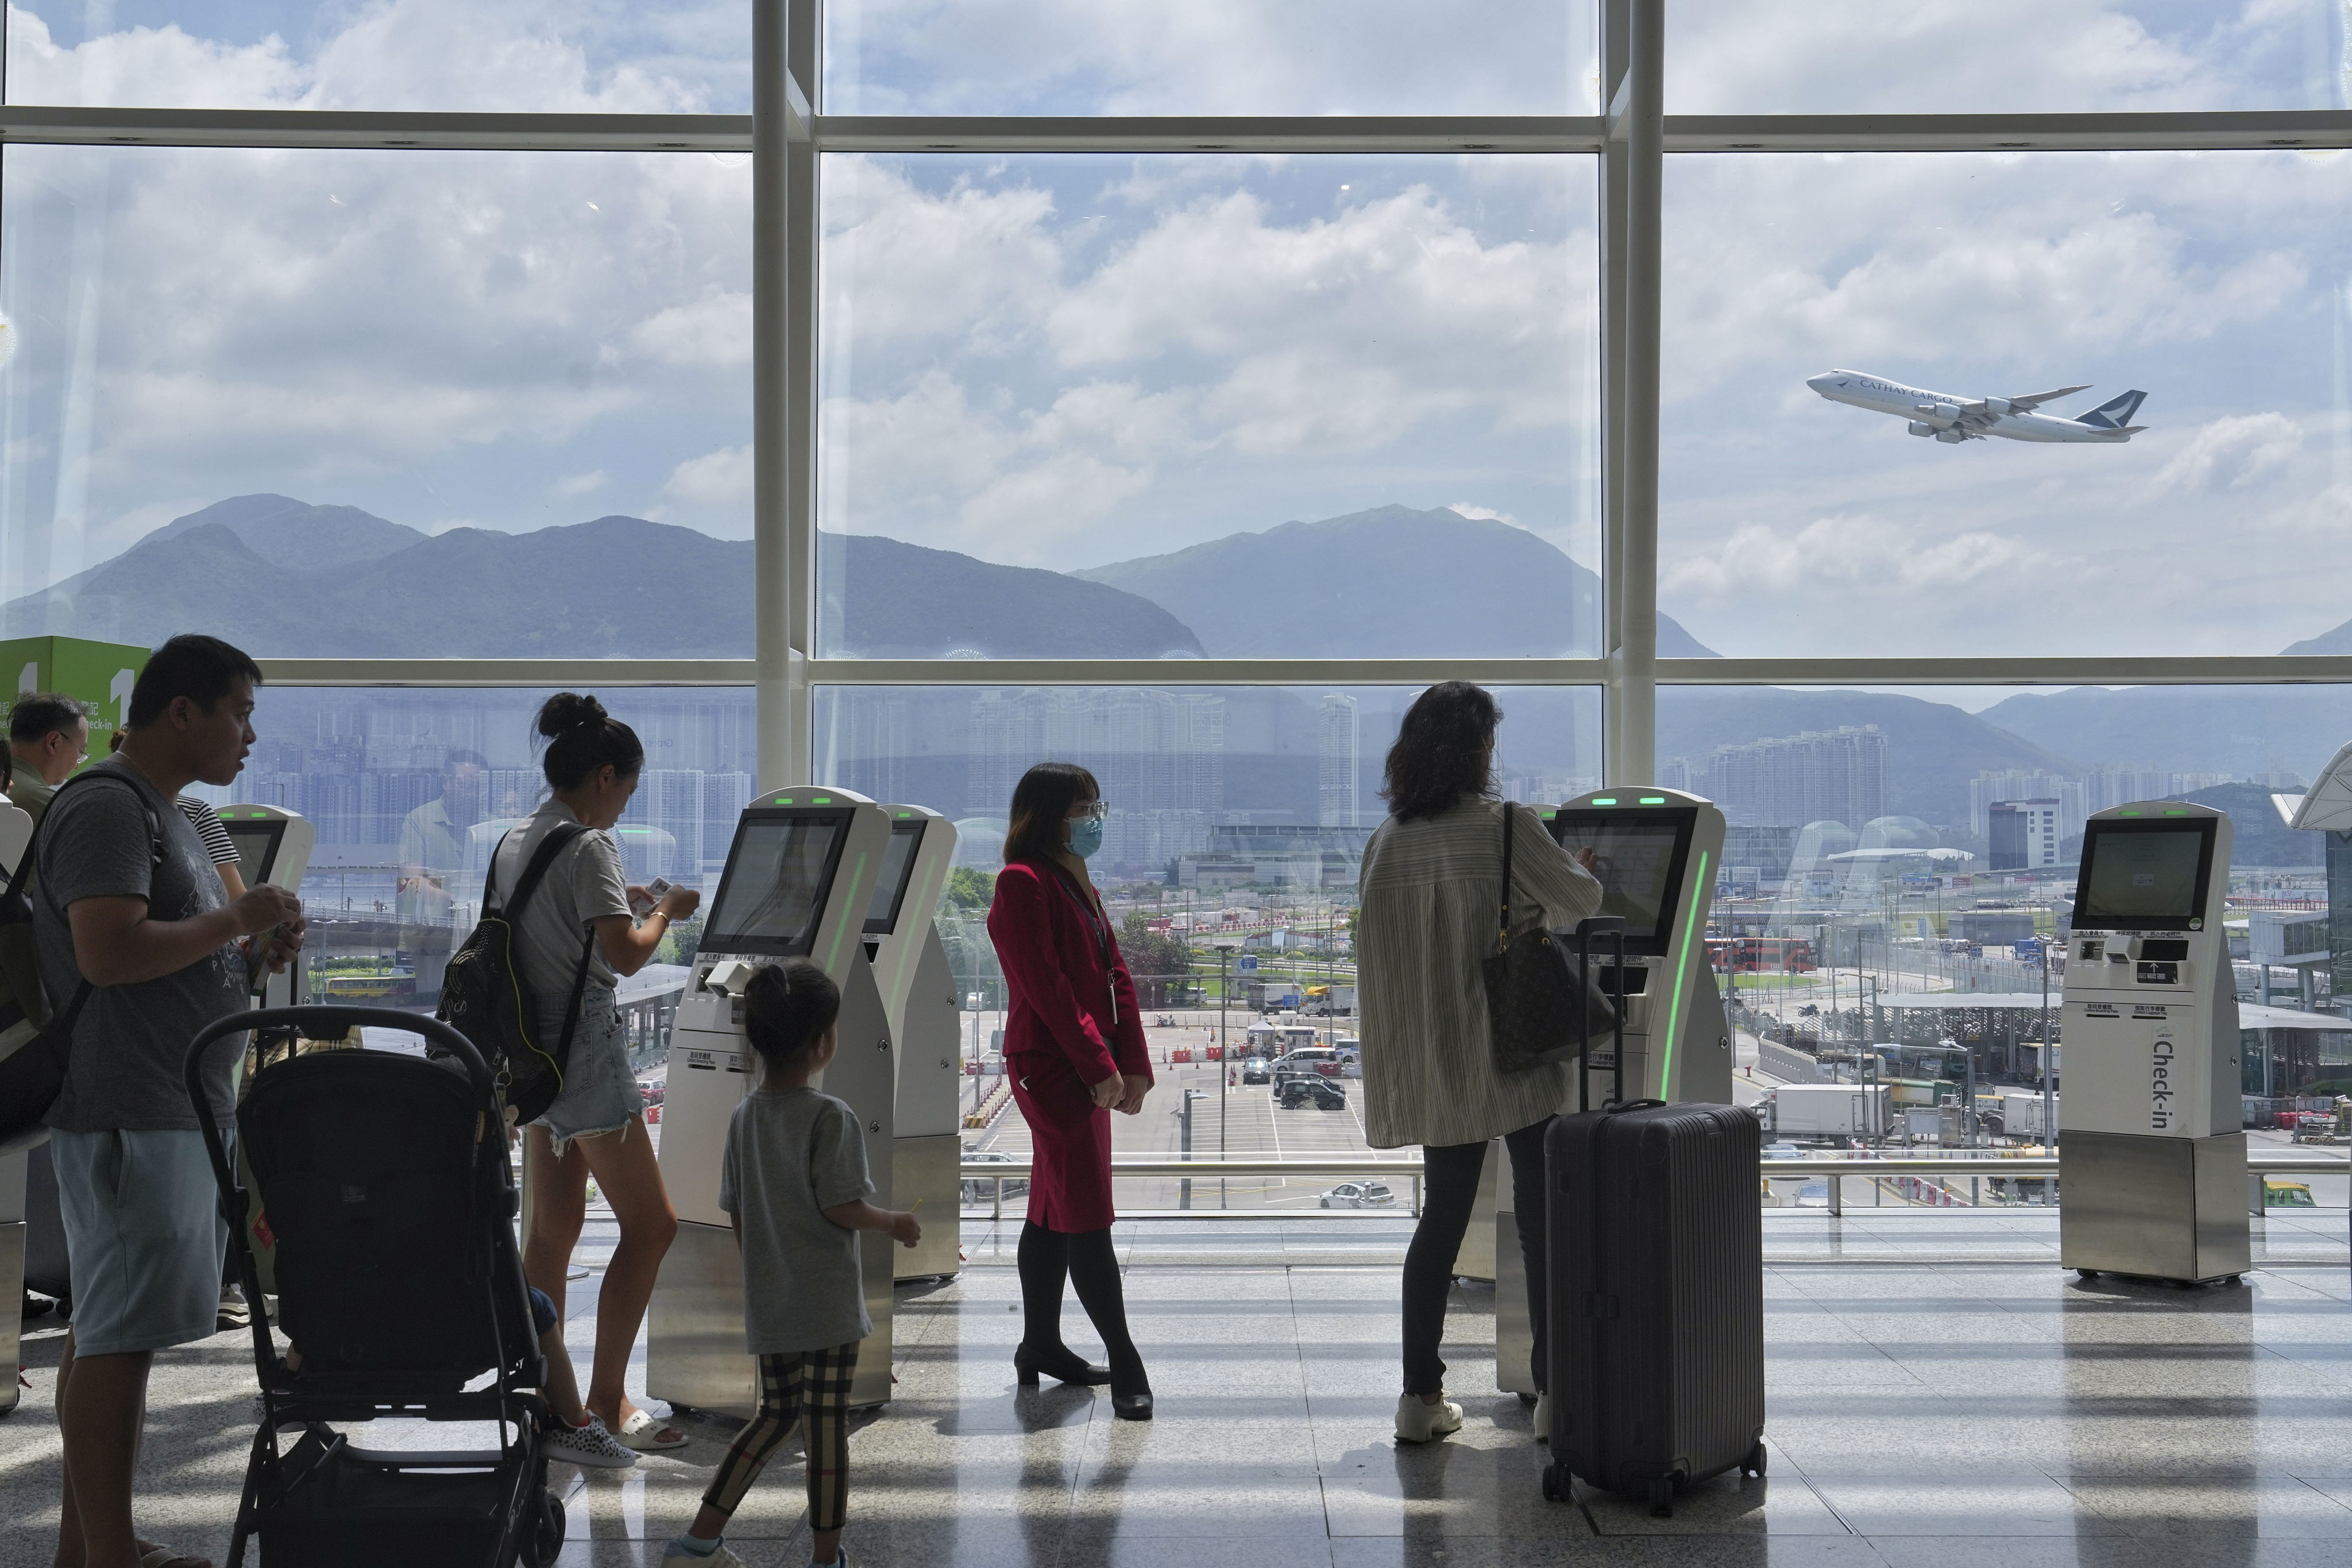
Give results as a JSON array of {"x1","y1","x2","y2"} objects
[
  {"x1": 1658, "y1": 849, "x2": 1709, "y2": 1099},
  {"x1": 825, "y1": 852, "x2": 868, "y2": 972},
  {"x1": 1591, "y1": 797, "x2": 1617, "y2": 805}
]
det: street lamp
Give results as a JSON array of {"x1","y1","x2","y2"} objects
[{"x1": 1214, "y1": 942, "x2": 1239, "y2": 1209}]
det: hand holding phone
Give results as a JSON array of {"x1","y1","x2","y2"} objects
[{"x1": 628, "y1": 877, "x2": 675, "y2": 920}]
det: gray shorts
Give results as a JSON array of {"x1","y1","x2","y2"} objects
[
  {"x1": 530, "y1": 990, "x2": 644, "y2": 1157},
  {"x1": 51, "y1": 1126, "x2": 232, "y2": 1358}
]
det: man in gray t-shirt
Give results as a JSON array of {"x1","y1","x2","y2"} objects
[{"x1": 33, "y1": 636, "x2": 302, "y2": 1568}]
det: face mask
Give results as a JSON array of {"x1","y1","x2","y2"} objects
[{"x1": 1067, "y1": 815, "x2": 1103, "y2": 860}]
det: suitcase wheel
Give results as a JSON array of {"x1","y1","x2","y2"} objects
[
  {"x1": 1741, "y1": 1442, "x2": 1767, "y2": 1478},
  {"x1": 1647, "y1": 1476, "x2": 1675, "y2": 1517},
  {"x1": 1540, "y1": 1463, "x2": 1566, "y2": 1503}
]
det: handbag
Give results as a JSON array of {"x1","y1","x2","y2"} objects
[{"x1": 1481, "y1": 802, "x2": 1618, "y2": 1074}]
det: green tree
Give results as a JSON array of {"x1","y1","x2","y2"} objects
[
  {"x1": 943, "y1": 866, "x2": 996, "y2": 914},
  {"x1": 1119, "y1": 913, "x2": 1196, "y2": 1008}
]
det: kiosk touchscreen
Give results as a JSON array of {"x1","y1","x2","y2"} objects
[
  {"x1": 865, "y1": 806, "x2": 963, "y2": 1281},
  {"x1": 2059, "y1": 802, "x2": 2249, "y2": 1284},
  {"x1": 648, "y1": 787, "x2": 899, "y2": 1413},
  {"x1": 214, "y1": 805, "x2": 317, "y2": 1009},
  {"x1": 1489, "y1": 787, "x2": 1731, "y2": 1397}
]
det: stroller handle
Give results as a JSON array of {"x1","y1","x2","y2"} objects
[{"x1": 182, "y1": 1006, "x2": 492, "y2": 1125}]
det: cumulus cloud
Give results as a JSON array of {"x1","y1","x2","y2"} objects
[
  {"x1": 661, "y1": 446, "x2": 754, "y2": 509},
  {"x1": 554, "y1": 470, "x2": 609, "y2": 497},
  {"x1": 1665, "y1": 515, "x2": 2044, "y2": 600},
  {"x1": 1449, "y1": 503, "x2": 1521, "y2": 527},
  {"x1": 2153, "y1": 412, "x2": 2304, "y2": 491}
]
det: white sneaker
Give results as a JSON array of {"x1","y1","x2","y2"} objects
[
  {"x1": 659, "y1": 1540, "x2": 743, "y2": 1567},
  {"x1": 542, "y1": 1414, "x2": 638, "y2": 1470},
  {"x1": 1534, "y1": 1391, "x2": 1551, "y2": 1444},
  {"x1": 1395, "y1": 1392, "x2": 1464, "y2": 1443}
]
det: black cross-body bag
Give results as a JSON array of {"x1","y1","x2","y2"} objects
[{"x1": 1480, "y1": 803, "x2": 1617, "y2": 1074}]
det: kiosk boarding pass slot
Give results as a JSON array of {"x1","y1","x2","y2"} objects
[{"x1": 868, "y1": 806, "x2": 964, "y2": 1280}]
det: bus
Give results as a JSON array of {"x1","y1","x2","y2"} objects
[
  {"x1": 319, "y1": 972, "x2": 419, "y2": 1004},
  {"x1": 1707, "y1": 936, "x2": 1817, "y2": 973}
]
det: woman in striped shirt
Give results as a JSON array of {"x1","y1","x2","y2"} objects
[{"x1": 1357, "y1": 682, "x2": 1602, "y2": 1444}]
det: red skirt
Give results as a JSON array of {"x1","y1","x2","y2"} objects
[{"x1": 1006, "y1": 1049, "x2": 1116, "y2": 1233}]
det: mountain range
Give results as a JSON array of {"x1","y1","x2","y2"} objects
[
  {"x1": 1075, "y1": 503, "x2": 1718, "y2": 659},
  {"x1": 15, "y1": 493, "x2": 2350, "y2": 839}
]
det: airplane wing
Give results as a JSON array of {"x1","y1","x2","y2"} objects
[{"x1": 2000, "y1": 384, "x2": 2092, "y2": 412}]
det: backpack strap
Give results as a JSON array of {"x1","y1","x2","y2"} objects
[
  {"x1": 495, "y1": 821, "x2": 601, "y2": 1070},
  {"x1": 18, "y1": 768, "x2": 171, "y2": 1049}
]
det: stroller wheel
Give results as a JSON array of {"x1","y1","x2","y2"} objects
[{"x1": 525, "y1": 1491, "x2": 565, "y2": 1567}]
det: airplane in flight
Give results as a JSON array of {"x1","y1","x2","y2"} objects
[{"x1": 1806, "y1": 369, "x2": 2148, "y2": 443}]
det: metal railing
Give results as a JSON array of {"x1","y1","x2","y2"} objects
[{"x1": 959, "y1": 1152, "x2": 2350, "y2": 1221}]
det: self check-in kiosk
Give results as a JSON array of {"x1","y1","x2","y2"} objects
[
  {"x1": 216, "y1": 805, "x2": 317, "y2": 1009},
  {"x1": 648, "y1": 787, "x2": 899, "y2": 1414},
  {"x1": 864, "y1": 806, "x2": 963, "y2": 1282},
  {"x1": 2059, "y1": 802, "x2": 2249, "y2": 1285},
  {"x1": 1489, "y1": 787, "x2": 1732, "y2": 1396}
]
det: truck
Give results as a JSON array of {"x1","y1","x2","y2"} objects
[
  {"x1": 1303, "y1": 984, "x2": 1357, "y2": 1017},
  {"x1": 1998, "y1": 1089, "x2": 2060, "y2": 1142},
  {"x1": 1761, "y1": 1083, "x2": 1890, "y2": 1145}
]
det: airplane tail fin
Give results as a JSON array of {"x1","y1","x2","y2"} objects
[{"x1": 2075, "y1": 389, "x2": 2146, "y2": 429}]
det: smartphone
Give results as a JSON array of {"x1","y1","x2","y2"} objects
[{"x1": 629, "y1": 877, "x2": 675, "y2": 919}]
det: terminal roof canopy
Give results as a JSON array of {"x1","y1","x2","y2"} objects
[{"x1": 2285, "y1": 740, "x2": 2352, "y2": 833}]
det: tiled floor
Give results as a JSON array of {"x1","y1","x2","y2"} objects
[{"x1": 1, "y1": 1214, "x2": 2346, "y2": 1567}]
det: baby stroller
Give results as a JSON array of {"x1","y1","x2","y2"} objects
[{"x1": 184, "y1": 1006, "x2": 565, "y2": 1568}]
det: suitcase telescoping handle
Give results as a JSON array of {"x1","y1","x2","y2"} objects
[{"x1": 1571, "y1": 916, "x2": 1628, "y2": 1113}]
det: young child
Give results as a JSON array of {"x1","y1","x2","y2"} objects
[{"x1": 663, "y1": 960, "x2": 921, "y2": 1568}]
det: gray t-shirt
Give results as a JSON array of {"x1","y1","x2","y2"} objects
[
  {"x1": 719, "y1": 1086, "x2": 875, "y2": 1354},
  {"x1": 488, "y1": 800, "x2": 631, "y2": 993},
  {"x1": 36, "y1": 760, "x2": 247, "y2": 1133}
]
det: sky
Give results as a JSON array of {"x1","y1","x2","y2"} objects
[{"x1": 2, "y1": 0, "x2": 2349, "y2": 669}]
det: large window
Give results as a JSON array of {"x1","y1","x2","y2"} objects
[
  {"x1": 0, "y1": 145, "x2": 752, "y2": 652},
  {"x1": 9, "y1": 1, "x2": 2352, "y2": 1118},
  {"x1": 1660, "y1": 151, "x2": 2352, "y2": 658}
]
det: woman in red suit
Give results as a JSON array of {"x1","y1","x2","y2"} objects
[{"x1": 987, "y1": 762, "x2": 1155, "y2": 1419}]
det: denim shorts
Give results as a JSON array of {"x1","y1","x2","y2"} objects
[
  {"x1": 51, "y1": 1126, "x2": 234, "y2": 1358},
  {"x1": 529, "y1": 988, "x2": 644, "y2": 1157}
]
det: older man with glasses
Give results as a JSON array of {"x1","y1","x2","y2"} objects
[{"x1": 7, "y1": 693, "x2": 94, "y2": 825}]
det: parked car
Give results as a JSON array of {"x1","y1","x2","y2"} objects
[
  {"x1": 1270, "y1": 1047, "x2": 1342, "y2": 1085},
  {"x1": 1241, "y1": 1056, "x2": 1272, "y2": 1085},
  {"x1": 1793, "y1": 1180, "x2": 1831, "y2": 1209},
  {"x1": 636, "y1": 1080, "x2": 666, "y2": 1107},
  {"x1": 961, "y1": 1148, "x2": 1030, "y2": 1204},
  {"x1": 1319, "y1": 1180, "x2": 1397, "y2": 1209},
  {"x1": 1278, "y1": 1077, "x2": 1349, "y2": 1111}
]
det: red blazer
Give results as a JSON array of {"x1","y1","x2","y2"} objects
[{"x1": 987, "y1": 860, "x2": 1152, "y2": 1088}]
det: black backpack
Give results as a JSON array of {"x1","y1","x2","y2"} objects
[{"x1": 437, "y1": 823, "x2": 594, "y2": 1125}]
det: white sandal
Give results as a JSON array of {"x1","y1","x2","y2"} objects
[{"x1": 615, "y1": 1407, "x2": 690, "y2": 1452}]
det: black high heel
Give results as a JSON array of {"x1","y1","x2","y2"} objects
[
  {"x1": 1014, "y1": 1345, "x2": 1111, "y2": 1387},
  {"x1": 1110, "y1": 1361, "x2": 1153, "y2": 1420}
]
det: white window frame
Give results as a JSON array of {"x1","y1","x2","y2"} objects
[{"x1": 7, "y1": 1, "x2": 2351, "y2": 783}]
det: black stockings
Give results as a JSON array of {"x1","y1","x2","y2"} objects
[{"x1": 1018, "y1": 1221, "x2": 1146, "y2": 1394}]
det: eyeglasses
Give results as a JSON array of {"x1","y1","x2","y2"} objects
[{"x1": 1069, "y1": 801, "x2": 1110, "y2": 821}]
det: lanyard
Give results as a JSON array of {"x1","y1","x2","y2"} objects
[{"x1": 1048, "y1": 863, "x2": 1118, "y2": 1029}]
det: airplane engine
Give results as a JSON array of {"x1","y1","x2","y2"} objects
[
  {"x1": 1911, "y1": 402, "x2": 1960, "y2": 429},
  {"x1": 1907, "y1": 420, "x2": 1936, "y2": 437},
  {"x1": 1934, "y1": 428, "x2": 1968, "y2": 443},
  {"x1": 1984, "y1": 398, "x2": 2013, "y2": 416}
]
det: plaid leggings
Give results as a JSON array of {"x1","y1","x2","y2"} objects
[{"x1": 701, "y1": 1343, "x2": 860, "y2": 1532}]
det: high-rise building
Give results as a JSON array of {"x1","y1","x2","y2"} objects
[
  {"x1": 1697, "y1": 726, "x2": 1887, "y2": 829},
  {"x1": 1989, "y1": 798, "x2": 2063, "y2": 870},
  {"x1": 2083, "y1": 767, "x2": 2176, "y2": 813},
  {"x1": 965, "y1": 688, "x2": 1225, "y2": 866},
  {"x1": 1970, "y1": 770, "x2": 2085, "y2": 841},
  {"x1": 1318, "y1": 693, "x2": 1360, "y2": 828}
]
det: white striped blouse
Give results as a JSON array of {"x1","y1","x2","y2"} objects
[{"x1": 1357, "y1": 795, "x2": 1605, "y2": 1149}]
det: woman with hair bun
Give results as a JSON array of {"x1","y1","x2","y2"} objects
[{"x1": 504, "y1": 692, "x2": 703, "y2": 1454}]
